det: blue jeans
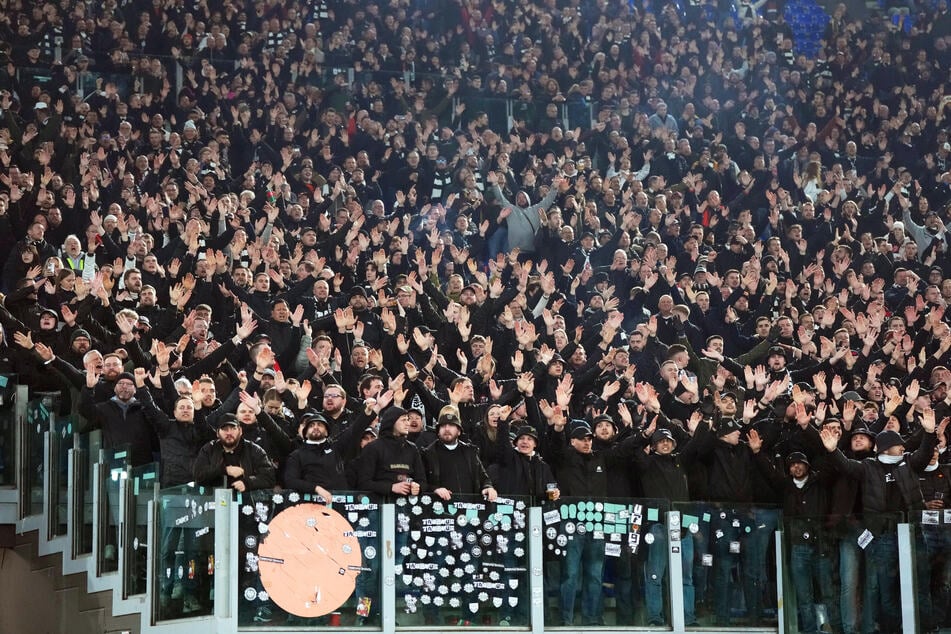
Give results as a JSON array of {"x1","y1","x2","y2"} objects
[
  {"x1": 916, "y1": 525, "x2": 951, "y2": 631},
  {"x1": 610, "y1": 546, "x2": 637, "y2": 625},
  {"x1": 711, "y1": 508, "x2": 778, "y2": 625},
  {"x1": 560, "y1": 532, "x2": 605, "y2": 625},
  {"x1": 790, "y1": 542, "x2": 820, "y2": 634},
  {"x1": 744, "y1": 508, "x2": 779, "y2": 624},
  {"x1": 863, "y1": 532, "x2": 899, "y2": 634},
  {"x1": 644, "y1": 523, "x2": 695, "y2": 625},
  {"x1": 838, "y1": 532, "x2": 862, "y2": 634}
]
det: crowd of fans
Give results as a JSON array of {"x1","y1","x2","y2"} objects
[{"x1": 2, "y1": 0, "x2": 951, "y2": 630}]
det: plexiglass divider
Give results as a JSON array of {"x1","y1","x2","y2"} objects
[
  {"x1": 19, "y1": 394, "x2": 53, "y2": 519},
  {"x1": 67, "y1": 439, "x2": 94, "y2": 558},
  {"x1": 393, "y1": 493, "x2": 532, "y2": 628},
  {"x1": 673, "y1": 502, "x2": 782, "y2": 631},
  {"x1": 97, "y1": 445, "x2": 131, "y2": 575},
  {"x1": 0, "y1": 374, "x2": 19, "y2": 490},
  {"x1": 234, "y1": 489, "x2": 385, "y2": 629},
  {"x1": 154, "y1": 483, "x2": 218, "y2": 622},
  {"x1": 47, "y1": 413, "x2": 74, "y2": 539},
  {"x1": 907, "y1": 508, "x2": 951, "y2": 634},
  {"x1": 123, "y1": 462, "x2": 159, "y2": 598},
  {"x1": 539, "y1": 497, "x2": 670, "y2": 628}
]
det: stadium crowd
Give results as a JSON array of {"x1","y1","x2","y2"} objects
[{"x1": 1, "y1": 0, "x2": 951, "y2": 630}]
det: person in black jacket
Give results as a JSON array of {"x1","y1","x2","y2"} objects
[
  {"x1": 547, "y1": 417, "x2": 645, "y2": 626},
  {"x1": 750, "y1": 430, "x2": 833, "y2": 634},
  {"x1": 829, "y1": 423, "x2": 876, "y2": 634},
  {"x1": 489, "y1": 423, "x2": 559, "y2": 502},
  {"x1": 151, "y1": 393, "x2": 216, "y2": 487},
  {"x1": 421, "y1": 410, "x2": 497, "y2": 501},
  {"x1": 633, "y1": 412, "x2": 707, "y2": 627},
  {"x1": 916, "y1": 434, "x2": 951, "y2": 632},
  {"x1": 283, "y1": 412, "x2": 363, "y2": 499},
  {"x1": 695, "y1": 417, "x2": 775, "y2": 627},
  {"x1": 192, "y1": 414, "x2": 276, "y2": 492},
  {"x1": 77, "y1": 368, "x2": 161, "y2": 467},
  {"x1": 152, "y1": 392, "x2": 216, "y2": 614},
  {"x1": 356, "y1": 406, "x2": 426, "y2": 501},
  {"x1": 819, "y1": 408, "x2": 939, "y2": 634}
]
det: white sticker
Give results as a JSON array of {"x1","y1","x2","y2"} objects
[
  {"x1": 364, "y1": 546, "x2": 377, "y2": 560},
  {"x1": 922, "y1": 511, "x2": 940, "y2": 525},
  {"x1": 644, "y1": 532, "x2": 655, "y2": 545},
  {"x1": 857, "y1": 529, "x2": 874, "y2": 550},
  {"x1": 543, "y1": 510, "x2": 561, "y2": 525},
  {"x1": 244, "y1": 587, "x2": 258, "y2": 601},
  {"x1": 945, "y1": 510, "x2": 951, "y2": 524},
  {"x1": 732, "y1": 519, "x2": 740, "y2": 528},
  {"x1": 689, "y1": 523, "x2": 699, "y2": 534},
  {"x1": 702, "y1": 554, "x2": 713, "y2": 567},
  {"x1": 729, "y1": 541, "x2": 741, "y2": 554},
  {"x1": 605, "y1": 543, "x2": 622, "y2": 557}
]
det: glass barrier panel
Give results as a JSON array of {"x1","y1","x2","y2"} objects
[
  {"x1": 0, "y1": 374, "x2": 17, "y2": 486},
  {"x1": 155, "y1": 484, "x2": 216, "y2": 621},
  {"x1": 781, "y1": 513, "x2": 904, "y2": 634},
  {"x1": 393, "y1": 493, "x2": 532, "y2": 629},
  {"x1": 98, "y1": 445, "x2": 131, "y2": 575},
  {"x1": 674, "y1": 502, "x2": 782, "y2": 630},
  {"x1": 71, "y1": 429, "x2": 96, "y2": 556},
  {"x1": 540, "y1": 497, "x2": 669, "y2": 628},
  {"x1": 910, "y1": 504, "x2": 951, "y2": 633},
  {"x1": 49, "y1": 414, "x2": 75, "y2": 538},
  {"x1": 123, "y1": 462, "x2": 158, "y2": 597},
  {"x1": 22, "y1": 393, "x2": 57, "y2": 517},
  {"x1": 236, "y1": 490, "x2": 382, "y2": 629}
]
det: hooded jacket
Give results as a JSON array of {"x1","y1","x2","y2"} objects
[
  {"x1": 356, "y1": 406, "x2": 427, "y2": 500},
  {"x1": 491, "y1": 183, "x2": 559, "y2": 253},
  {"x1": 828, "y1": 430, "x2": 937, "y2": 533}
]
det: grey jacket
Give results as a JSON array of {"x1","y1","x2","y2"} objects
[{"x1": 492, "y1": 184, "x2": 559, "y2": 253}]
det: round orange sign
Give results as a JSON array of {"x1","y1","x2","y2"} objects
[{"x1": 257, "y1": 503, "x2": 362, "y2": 617}]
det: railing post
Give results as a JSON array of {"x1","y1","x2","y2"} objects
[
  {"x1": 214, "y1": 487, "x2": 236, "y2": 622},
  {"x1": 897, "y1": 522, "x2": 917, "y2": 634},
  {"x1": 43, "y1": 429, "x2": 53, "y2": 539},
  {"x1": 118, "y1": 472, "x2": 129, "y2": 595},
  {"x1": 776, "y1": 529, "x2": 789, "y2": 634},
  {"x1": 529, "y1": 505, "x2": 545, "y2": 634},
  {"x1": 668, "y1": 510, "x2": 686, "y2": 633},
  {"x1": 15, "y1": 385, "x2": 28, "y2": 520},
  {"x1": 381, "y1": 503, "x2": 396, "y2": 632},
  {"x1": 67, "y1": 447, "x2": 78, "y2": 558},
  {"x1": 146, "y1": 501, "x2": 155, "y2": 626}
]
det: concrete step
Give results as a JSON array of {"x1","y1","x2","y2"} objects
[{"x1": 4, "y1": 528, "x2": 141, "y2": 634}]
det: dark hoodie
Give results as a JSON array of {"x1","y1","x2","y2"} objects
[{"x1": 356, "y1": 406, "x2": 427, "y2": 501}]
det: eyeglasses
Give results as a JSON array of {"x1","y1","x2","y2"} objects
[{"x1": 323, "y1": 393, "x2": 342, "y2": 399}]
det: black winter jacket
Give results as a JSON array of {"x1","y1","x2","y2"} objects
[
  {"x1": 78, "y1": 387, "x2": 162, "y2": 467},
  {"x1": 192, "y1": 437, "x2": 276, "y2": 491}
]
